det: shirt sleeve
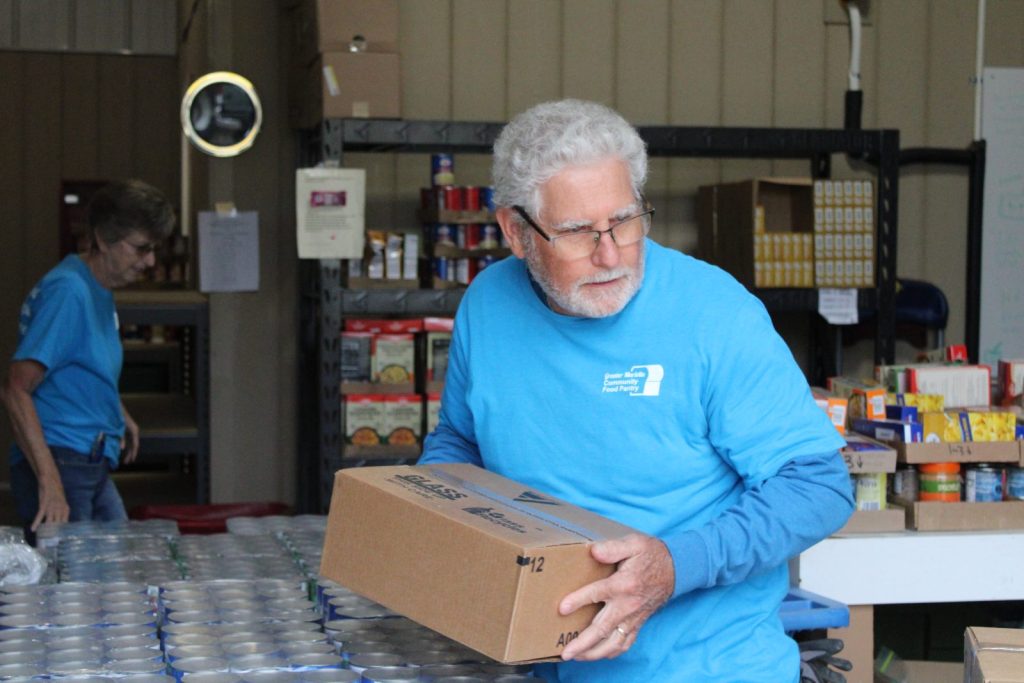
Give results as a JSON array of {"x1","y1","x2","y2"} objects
[
  {"x1": 418, "y1": 310, "x2": 483, "y2": 467},
  {"x1": 663, "y1": 449, "x2": 854, "y2": 599},
  {"x1": 13, "y1": 277, "x2": 86, "y2": 373}
]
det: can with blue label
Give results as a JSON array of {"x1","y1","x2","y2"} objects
[
  {"x1": 1007, "y1": 467, "x2": 1024, "y2": 501},
  {"x1": 431, "y1": 154, "x2": 455, "y2": 187},
  {"x1": 966, "y1": 464, "x2": 1003, "y2": 502},
  {"x1": 480, "y1": 186, "x2": 495, "y2": 212}
]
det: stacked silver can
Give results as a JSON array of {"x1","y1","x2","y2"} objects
[
  {"x1": 0, "y1": 581, "x2": 162, "y2": 678},
  {"x1": 175, "y1": 535, "x2": 308, "y2": 582},
  {"x1": 161, "y1": 579, "x2": 340, "y2": 680}
]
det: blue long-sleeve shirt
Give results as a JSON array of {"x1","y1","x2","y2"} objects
[{"x1": 420, "y1": 240, "x2": 853, "y2": 682}]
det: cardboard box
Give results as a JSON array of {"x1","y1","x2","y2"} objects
[
  {"x1": 880, "y1": 655, "x2": 966, "y2": 683},
  {"x1": 291, "y1": 51, "x2": 400, "y2": 128},
  {"x1": 965, "y1": 626, "x2": 1024, "y2": 682},
  {"x1": 320, "y1": 464, "x2": 637, "y2": 663},
  {"x1": 841, "y1": 433, "x2": 897, "y2": 473},
  {"x1": 835, "y1": 506, "x2": 906, "y2": 534},
  {"x1": 829, "y1": 605, "x2": 872, "y2": 683},
  {"x1": 289, "y1": 0, "x2": 399, "y2": 66},
  {"x1": 896, "y1": 440, "x2": 1021, "y2": 464},
  {"x1": 906, "y1": 501, "x2": 1024, "y2": 531},
  {"x1": 697, "y1": 177, "x2": 815, "y2": 288}
]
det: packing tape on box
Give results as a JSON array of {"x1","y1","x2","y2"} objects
[
  {"x1": 976, "y1": 641, "x2": 1024, "y2": 653},
  {"x1": 428, "y1": 467, "x2": 612, "y2": 542}
]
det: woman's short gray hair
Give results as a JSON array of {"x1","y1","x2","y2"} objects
[{"x1": 491, "y1": 99, "x2": 648, "y2": 216}]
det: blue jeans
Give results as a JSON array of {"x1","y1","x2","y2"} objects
[{"x1": 10, "y1": 445, "x2": 127, "y2": 539}]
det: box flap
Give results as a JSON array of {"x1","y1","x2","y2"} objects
[
  {"x1": 966, "y1": 627, "x2": 1024, "y2": 683},
  {"x1": 841, "y1": 434, "x2": 897, "y2": 472}
]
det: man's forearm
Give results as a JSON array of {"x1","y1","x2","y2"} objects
[{"x1": 663, "y1": 450, "x2": 854, "y2": 598}]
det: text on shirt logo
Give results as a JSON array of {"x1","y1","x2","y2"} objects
[{"x1": 601, "y1": 364, "x2": 664, "y2": 396}]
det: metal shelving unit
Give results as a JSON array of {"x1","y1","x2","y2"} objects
[
  {"x1": 299, "y1": 117, "x2": 900, "y2": 512},
  {"x1": 115, "y1": 289, "x2": 211, "y2": 504}
]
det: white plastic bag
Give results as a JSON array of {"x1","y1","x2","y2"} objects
[{"x1": 0, "y1": 527, "x2": 47, "y2": 586}]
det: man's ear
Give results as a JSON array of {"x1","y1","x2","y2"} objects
[{"x1": 495, "y1": 207, "x2": 526, "y2": 259}]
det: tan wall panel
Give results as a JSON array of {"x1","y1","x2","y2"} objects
[
  {"x1": 130, "y1": 56, "x2": 178, "y2": 198},
  {"x1": 0, "y1": 52, "x2": 25, "y2": 368},
  {"x1": 562, "y1": 0, "x2": 615, "y2": 104},
  {"x1": 986, "y1": 0, "x2": 1024, "y2": 66},
  {"x1": 23, "y1": 54, "x2": 63, "y2": 288},
  {"x1": 60, "y1": 55, "x2": 100, "y2": 181},
  {"x1": 876, "y1": 0, "x2": 928, "y2": 279},
  {"x1": 398, "y1": 0, "x2": 451, "y2": 120},
  {"x1": 922, "y1": 0, "x2": 979, "y2": 346},
  {"x1": 772, "y1": 0, "x2": 826, "y2": 177},
  {"x1": 507, "y1": 0, "x2": 562, "y2": 117},
  {"x1": 666, "y1": 0, "x2": 723, "y2": 253},
  {"x1": 721, "y1": 0, "x2": 773, "y2": 180},
  {"x1": 451, "y1": 0, "x2": 506, "y2": 121},
  {"x1": 97, "y1": 57, "x2": 136, "y2": 180},
  {"x1": 615, "y1": 0, "x2": 669, "y2": 124}
]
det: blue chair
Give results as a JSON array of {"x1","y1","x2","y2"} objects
[{"x1": 892, "y1": 278, "x2": 949, "y2": 349}]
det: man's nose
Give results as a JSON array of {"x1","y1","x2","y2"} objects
[{"x1": 591, "y1": 229, "x2": 620, "y2": 268}]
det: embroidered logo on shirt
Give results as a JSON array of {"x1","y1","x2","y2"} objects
[{"x1": 601, "y1": 364, "x2": 664, "y2": 396}]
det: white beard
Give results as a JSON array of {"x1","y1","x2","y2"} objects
[{"x1": 522, "y1": 238, "x2": 645, "y2": 318}]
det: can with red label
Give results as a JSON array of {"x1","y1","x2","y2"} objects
[
  {"x1": 462, "y1": 186, "x2": 481, "y2": 211},
  {"x1": 440, "y1": 186, "x2": 462, "y2": 212},
  {"x1": 463, "y1": 224, "x2": 481, "y2": 250}
]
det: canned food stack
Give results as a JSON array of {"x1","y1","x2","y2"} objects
[
  {"x1": 226, "y1": 515, "x2": 327, "y2": 536},
  {"x1": 163, "y1": 621, "x2": 342, "y2": 680},
  {"x1": 57, "y1": 535, "x2": 181, "y2": 584},
  {"x1": 319, "y1": 587, "x2": 536, "y2": 679},
  {"x1": 37, "y1": 519, "x2": 180, "y2": 546},
  {"x1": 421, "y1": 154, "x2": 506, "y2": 290},
  {"x1": 175, "y1": 535, "x2": 307, "y2": 582},
  {"x1": 0, "y1": 582, "x2": 161, "y2": 678},
  {"x1": 277, "y1": 530, "x2": 327, "y2": 580}
]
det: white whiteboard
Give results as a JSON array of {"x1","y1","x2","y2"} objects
[{"x1": 979, "y1": 68, "x2": 1024, "y2": 366}]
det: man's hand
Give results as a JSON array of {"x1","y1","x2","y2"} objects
[
  {"x1": 33, "y1": 470, "x2": 69, "y2": 531},
  {"x1": 558, "y1": 533, "x2": 675, "y2": 661},
  {"x1": 121, "y1": 404, "x2": 140, "y2": 464}
]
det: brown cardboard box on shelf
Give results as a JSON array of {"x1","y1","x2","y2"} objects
[
  {"x1": 319, "y1": 463, "x2": 636, "y2": 663},
  {"x1": 899, "y1": 660, "x2": 964, "y2": 683},
  {"x1": 841, "y1": 433, "x2": 897, "y2": 473},
  {"x1": 289, "y1": 0, "x2": 399, "y2": 66},
  {"x1": 964, "y1": 626, "x2": 1024, "y2": 682},
  {"x1": 905, "y1": 501, "x2": 1024, "y2": 532},
  {"x1": 291, "y1": 51, "x2": 400, "y2": 128},
  {"x1": 835, "y1": 506, "x2": 906, "y2": 534},
  {"x1": 696, "y1": 177, "x2": 817, "y2": 288},
  {"x1": 896, "y1": 440, "x2": 1021, "y2": 464}
]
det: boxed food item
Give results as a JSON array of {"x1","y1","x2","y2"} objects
[
  {"x1": 343, "y1": 394, "x2": 386, "y2": 446},
  {"x1": 320, "y1": 464, "x2": 637, "y2": 663},
  {"x1": 887, "y1": 392, "x2": 945, "y2": 412},
  {"x1": 920, "y1": 411, "x2": 1018, "y2": 443},
  {"x1": 341, "y1": 332, "x2": 373, "y2": 382},
  {"x1": 812, "y1": 387, "x2": 848, "y2": 434},
  {"x1": 1000, "y1": 359, "x2": 1024, "y2": 406},
  {"x1": 908, "y1": 365, "x2": 991, "y2": 408},
  {"x1": 384, "y1": 394, "x2": 422, "y2": 446},
  {"x1": 373, "y1": 333, "x2": 415, "y2": 384},
  {"x1": 827, "y1": 377, "x2": 886, "y2": 421},
  {"x1": 965, "y1": 626, "x2": 1024, "y2": 682},
  {"x1": 852, "y1": 418, "x2": 922, "y2": 444},
  {"x1": 345, "y1": 319, "x2": 424, "y2": 334}
]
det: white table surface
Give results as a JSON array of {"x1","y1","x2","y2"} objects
[{"x1": 797, "y1": 530, "x2": 1024, "y2": 605}]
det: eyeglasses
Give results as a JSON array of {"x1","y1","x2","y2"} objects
[
  {"x1": 123, "y1": 239, "x2": 158, "y2": 256},
  {"x1": 512, "y1": 199, "x2": 654, "y2": 260}
]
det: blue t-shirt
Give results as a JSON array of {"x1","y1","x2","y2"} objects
[
  {"x1": 10, "y1": 254, "x2": 125, "y2": 465},
  {"x1": 421, "y1": 240, "x2": 848, "y2": 682}
]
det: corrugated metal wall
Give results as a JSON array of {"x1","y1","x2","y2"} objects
[
  {"x1": 0, "y1": 1, "x2": 1021, "y2": 508},
  {"x1": 353, "y1": 0, "x2": 1023, "y2": 377}
]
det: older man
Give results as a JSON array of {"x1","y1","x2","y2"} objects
[{"x1": 419, "y1": 99, "x2": 853, "y2": 682}]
